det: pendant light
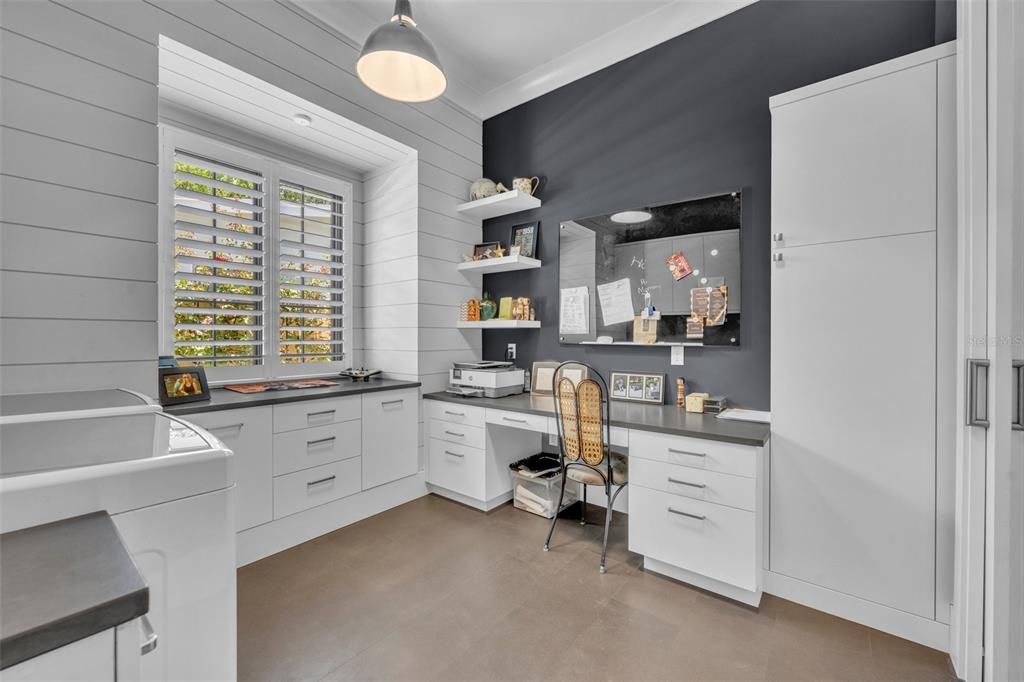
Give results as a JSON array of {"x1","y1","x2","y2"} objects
[{"x1": 356, "y1": 0, "x2": 447, "y2": 103}]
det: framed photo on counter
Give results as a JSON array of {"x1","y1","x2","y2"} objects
[
  {"x1": 158, "y1": 366, "x2": 210, "y2": 405},
  {"x1": 609, "y1": 371, "x2": 665, "y2": 405}
]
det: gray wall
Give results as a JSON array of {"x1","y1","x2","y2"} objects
[{"x1": 481, "y1": 0, "x2": 946, "y2": 409}]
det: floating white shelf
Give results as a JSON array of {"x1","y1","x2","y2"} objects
[
  {"x1": 578, "y1": 340, "x2": 704, "y2": 347},
  {"x1": 457, "y1": 320, "x2": 542, "y2": 329},
  {"x1": 455, "y1": 189, "x2": 541, "y2": 220},
  {"x1": 456, "y1": 254, "x2": 542, "y2": 274}
]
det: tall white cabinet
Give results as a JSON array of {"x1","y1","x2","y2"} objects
[{"x1": 769, "y1": 43, "x2": 956, "y2": 646}]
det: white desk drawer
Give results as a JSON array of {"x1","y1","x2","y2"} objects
[
  {"x1": 630, "y1": 458, "x2": 755, "y2": 512},
  {"x1": 273, "y1": 396, "x2": 361, "y2": 433},
  {"x1": 426, "y1": 438, "x2": 484, "y2": 500},
  {"x1": 628, "y1": 486, "x2": 758, "y2": 591},
  {"x1": 273, "y1": 420, "x2": 361, "y2": 476},
  {"x1": 428, "y1": 419, "x2": 485, "y2": 449},
  {"x1": 486, "y1": 409, "x2": 548, "y2": 433},
  {"x1": 629, "y1": 429, "x2": 758, "y2": 478},
  {"x1": 273, "y1": 457, "x2": 361, "y2": 519},
  {"x1": 427, "y1": 401, "x2": 485, "y2": 428}
]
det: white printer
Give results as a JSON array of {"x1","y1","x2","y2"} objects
[{"x1": 447, "y1": 361, "x2": 525, "y2": 398}]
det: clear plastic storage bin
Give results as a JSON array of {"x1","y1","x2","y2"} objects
[{"x1": 509, "y1": 454, "x2": 577, "y2": 518}]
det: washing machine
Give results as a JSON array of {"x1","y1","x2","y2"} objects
[{"x1": 0, "y1": 389, "x2": 236, "y2": 681}]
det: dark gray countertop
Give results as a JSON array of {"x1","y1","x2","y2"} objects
[
  {"x1": 424, "y1": 392, "x2": 769, "y2": 446},
  {"x1": 1, "y1": 512, "x2": 149, "y2": 670},
  {"x1": 165, "y1": 378, "x2": 421, "y2": 416}
]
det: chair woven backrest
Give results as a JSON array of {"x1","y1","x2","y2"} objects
[{"x1": 555, "y1": 372, "x2": 607, "y2": 467}]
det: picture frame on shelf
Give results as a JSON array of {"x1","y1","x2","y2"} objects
[
  {"x1": 609, "y1": 371, "x2": 665, "y2": 405},
  {"x1": 510, "y1": 222, "x2": 538, "y2": 259},
  {"x1": 473, "y1": 242, "x2": 501, "y2": 260}
]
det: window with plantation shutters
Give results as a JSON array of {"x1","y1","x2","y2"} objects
[
  {"x1": 172, "y1": 150, "x2": 265, "y2": 368},
  {"x1": 161, "y1": 128, "x2": 352, "y2": 381},
  {"x1": 278, "y1": 182, "x2": 346, "y2": 365}
]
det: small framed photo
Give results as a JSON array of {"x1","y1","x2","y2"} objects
[
  {"x1": 610, "y1": 371, "x2": 665, "y2": 405},
  {"x1": 158, "y1": 366, "x2": 211, "y2": 405},
  {"x1": 510, "y1": 222, "x2": 538, "y2": 259},
  {"x1": 473, "y1": 242, "x2": 501, "y2": 260},
  {"x1": 530, "y1": 361, "x2": 561, "y2": 395}
]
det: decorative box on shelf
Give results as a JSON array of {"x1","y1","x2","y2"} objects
[{"x1": 456, "y1": 189, "x2": 541, "y2": 220}]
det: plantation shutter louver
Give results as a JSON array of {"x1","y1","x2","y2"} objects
[
  {"x1": 172, "y1": 150, "x2": 265, "y2": 366},
  {"x1": 278, "y1": 181, "x2": 345, "y2": 364}
]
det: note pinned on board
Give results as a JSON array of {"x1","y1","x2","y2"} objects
[
  {"x1": 559, "y1": 286, "x2": 589, "y2": 335},
  {"x1": 597, "y1": 278, "x2": 635, "y2": 326},
  {"x1": 671, "y1": 345, "x2": 685, "y2": 366}
]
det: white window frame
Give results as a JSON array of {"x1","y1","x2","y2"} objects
[{"x1": 159, "y1": 126, "x2": 353, "y2": 383}]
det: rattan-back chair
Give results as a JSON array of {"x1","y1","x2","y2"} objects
[{"x1": 544, "y1": 361, "x2": 628, "y2": 573}]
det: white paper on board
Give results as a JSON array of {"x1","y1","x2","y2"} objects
[
  {"x1": 597, "y1": 278, "x2": 635, "y2": 326},
  {"x1": 671, "y1": 345, "x2": 685, "y2": 365},
  {"x1": 559, "y1": 286, "x2": 589, "y2": 335}
]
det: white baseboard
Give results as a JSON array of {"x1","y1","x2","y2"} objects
[
  {"x1": 644, "y1": 557, "x2": 763, "y2": 607},
  {"x1": 763, "y1": 570, "x2": 950, "y2": 652},
  {"x1": 425, "y1": 484, "x2": 512, "y2": 511},
  {"x1": 237, "y1": 473, "x2": 428, "y2": 566}
]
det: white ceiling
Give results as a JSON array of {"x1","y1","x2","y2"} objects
[{"x1": 295, "y1": 0, "x2": 756, "y2": 120}]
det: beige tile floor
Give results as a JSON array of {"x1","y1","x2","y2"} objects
[{"x1": 238, "y1": 494, "x2": 956, "y2": 682}]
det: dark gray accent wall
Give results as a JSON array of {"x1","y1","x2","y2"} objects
[{"x1": 480, "y1": 0, "x2": 944, "y2": 409}]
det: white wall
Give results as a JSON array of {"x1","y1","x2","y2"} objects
[{"x1": 0, "y1": 0, "x2": 481, "y2": 396}]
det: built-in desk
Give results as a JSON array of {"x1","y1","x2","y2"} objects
[{"x1": 423, "y1": 391, "x2": 769, "y2": 606}]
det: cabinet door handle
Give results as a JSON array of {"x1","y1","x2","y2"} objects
[
  {"x1": 307, "y1": 436, "x2": 336, "y2": 448},
  {"x1": 668, "y1": 507, "x2": 706, "y2": 521},
  {"x1": 307, "y1": 475, "x2": 336, "y2": 487},
  {"x1": 668, "y1": 448, "x2": 705, "y2": 458},
  {"x1": 308, "y1": 409, "x2": 335, "y2": 419},
  {"x1": 771, "y1": 252, "x2": 783, "y2": 263},
  {"x1": 382, "y1": 399, "x2": 404, "y2": 407},
  {"x1": 1013, "y1": 360, "x2": 1023, "y2": 431},
  {"x1": 208, "y1": 422, "x2": 244, "y2": 434},
  {"x1": 444, "y1": 430, "x2": 465, "y2": 438},
  {"x1": 966, "y1": 359, "x2": 990, "y2": 428},
  {"x1": 444, "y1": 410, "x2": 466, "y2": 417},
  {"x1": 140, "y1": 615, "x2": 158, "y2": 655},
  {"x1": 667, "y1": 477, "x2": 706, "y2": 489},
  {"x1": 503, "y1": 417, "x2": 528, "y2": 423},
  {"x1": 444, "y1": 450, "x2": 465, "y2": 458}
]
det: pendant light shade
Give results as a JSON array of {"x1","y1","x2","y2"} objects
[{"x1": 357, "y1": 0, "x2": 447, "y2": 103}]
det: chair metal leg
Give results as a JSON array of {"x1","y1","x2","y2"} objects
[
  {"x1": 544, "y1": 469, "x2": 569, "y2": 552},
  {"x1": 580, "y1": 483, "x2": 587, "y2": 525},
  {"x1": 599, "y1": 483, "x2": 628, "y2": 573}
]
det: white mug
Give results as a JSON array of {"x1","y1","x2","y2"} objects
[{"x1": 512, "y1": 176, "x2": 539, "y2": 195}]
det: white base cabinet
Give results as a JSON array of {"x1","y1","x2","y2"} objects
[{"x1": 182, "y1": 388, "x2": 422, "y2": 566}]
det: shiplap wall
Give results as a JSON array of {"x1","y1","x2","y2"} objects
[{"x1": 0, "y1": 0, "x2": 481, "y2": 396}]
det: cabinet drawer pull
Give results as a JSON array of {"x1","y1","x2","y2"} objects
[
  {"x1": 307, "y1": 436, "x2": 336, "y2": 448},
  {"x1": 503, "y1": 417, "x2": 528, "y2": 423},
  {"x1": 444, "y1": 450, "x2": 465, "y2": 458},
  {"x1": 382, "y1": 399, "x2": 404, "y2": 406},
  {"x1": 444, "y1": 430, "x2": 465, "y2": 438},
  {"x1": 667, "y1": 477, "x2": 706, "y2": 489},
  {"x1": 208, "y1": 422, "x2": 244, "y2": 434},
  {"x1": 668, "y1": 507, "x2": 706, "y2": 521},
  {"x1": 668, "y1": 448, "x2": 706, "y2": 458},
  {"x1": 307, "y1": 475, "x2": 337, "y2": 487},
  {"x1": 444, "y1": 410, "x2": 466, "y2": 417},
  {"x1": 308, "y1": 409, "x2": 335, "y2": 418}
]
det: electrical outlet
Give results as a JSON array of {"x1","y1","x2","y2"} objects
[
  {"x1": 506, "y1": 343, "x2": 517, "y2": 360},
  {"x1": 548, "y1": 433, "x2": 559, "y2": 446}
]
